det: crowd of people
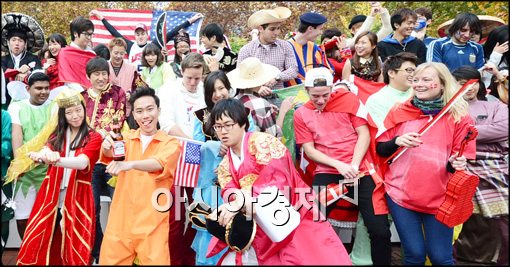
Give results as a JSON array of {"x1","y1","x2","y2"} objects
[{"x1": 1, "y1": 2, "x2": 508, "y2": 266}]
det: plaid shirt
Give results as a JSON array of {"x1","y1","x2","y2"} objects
[
  {"x1": 237, "y1": 38, "x2": 298, "y2": 89},
  {"x1": 235, "y1": 93, "x2": 282, "y2": 137}
]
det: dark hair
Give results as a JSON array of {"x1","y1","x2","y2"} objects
[
  {"x1": 448, "y1": 12, "x2": 481, "y2": 38},
  {"x1": 321, "y1": 28, "x2": 342, "y2": 43},
  {"x1": 86, "y1": 57, "x2": 110, "y2": 77},
  {"x1": 129, "y1": 86, "x2": 160, "y2": 109},
  {"x1": 38, "y1": 43, "x2": 49, "y2": 61},
  {"x1": 48, "y1": 101, "x2": 91, "y2": 151},
  {"x1": 93, "y1": 44, "x2": 110, "y2": 60},
  {"x1": 207, "y1": 98, "x2": 249, "y2": 133},
  {"x1": 352, "y1": 31, "x2": 381, "y2": 78},
  {"x1": 452, "y1": 66, "x2": 487, "y2": 101},
  {"x1": 390, "y1": 8, "x2": 418, "y2": 31},
  {"x1": 141, "y1": 43, "x2": 163, "y2": 68},
  {"x1": 297, "y1": 22, "x2": 320, "y2": 34},
  {"x1": 382, "y1": 52, "x2": 418, "y2": 84},
  {"x1": 47, "y1": 33, "x2": 67, "y2": 49},
  {"x1": 181, "y1": 52, "x2": 206, "y2": 73},
  {"x1": 200, "y1": 23, "x2": 225, "y2": 43},
  {"x1": 27, "y1": 71, "x2": 50, "y2": 86},
  {"x1": 483, "y1": 25, "x2": 509, "y2": 65},
  {"x1": 70, "y1": 16, "x2": 94, "y2": 41},
  {"x1": 414, "y1": 7, "x2": 432, "y2": 21},
  {"x1": 204, "y1": 71, "x2": 231, "y2": 111}
]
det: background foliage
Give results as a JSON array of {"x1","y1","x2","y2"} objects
[{"x1": 2, "y1": 1, "x2": 508, "y2": 53}]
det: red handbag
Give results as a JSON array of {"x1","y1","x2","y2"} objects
[{"x1": 435, "y1": 126, "x2": 479, "y2": 228}]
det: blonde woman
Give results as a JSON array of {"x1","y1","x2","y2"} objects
[{"x1": 375, "y1": 62, "x2": 475, "y2": 265}]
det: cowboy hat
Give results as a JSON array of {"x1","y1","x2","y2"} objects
[
  {"x1": 247, "y1": 7, "x2": 292, "y2": 29},
  {"x1": 1, "y1": 13, "x2": 45, "y2": 54},
  {"x1": 227, "y1": 57, "x2": 280, "y2": 89}
]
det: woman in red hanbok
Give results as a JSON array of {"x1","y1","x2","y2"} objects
[
  {"x1": 205, "y1": 98, "x2": 352, "y2": 265},
  {"x1": 16, "y1": 88, "x2": 102, "y2": 265}
]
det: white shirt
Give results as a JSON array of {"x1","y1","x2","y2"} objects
[{"x1": 140, "y1": 133, "x2": 154, "y2": 153}]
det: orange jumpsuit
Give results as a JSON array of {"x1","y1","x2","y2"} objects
[{"x1": 98, "y1": 129, "x2": 180, "y2": 265}]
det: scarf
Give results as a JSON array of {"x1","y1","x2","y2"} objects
[{"x1": 412, "y1": 95, "x2": 444, "y2": 116}]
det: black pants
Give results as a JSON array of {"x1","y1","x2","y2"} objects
[{"x1": 313, "y1": 173, "x2": 392, "y2": 266}]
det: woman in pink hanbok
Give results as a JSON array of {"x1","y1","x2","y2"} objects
[{"x1": 204, "y1": 98, "x2": 352, "y2": 265}]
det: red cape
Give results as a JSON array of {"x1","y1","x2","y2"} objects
[{"x1": 57, "y1": 46, "x2": 96, "y2": 88}]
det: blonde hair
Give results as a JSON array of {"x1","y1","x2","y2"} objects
[{"x1": 412, "y1": 62, "x2": 468, "y2": 122}]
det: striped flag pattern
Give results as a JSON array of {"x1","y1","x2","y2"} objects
[
  {"x1": 174, "y1": 137, "x2": 204, "y2": 188},
  {"x1": 91, "y1": 9, "x2": 153, "y2": 47}
]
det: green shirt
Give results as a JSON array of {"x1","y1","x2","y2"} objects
[{"x1": 365, "y1": 85, "x2": 413, "y2": 128}]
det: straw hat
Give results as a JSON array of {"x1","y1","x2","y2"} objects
[
  {"x1": 227, "y1": 57, "x2": 280, "y2": 89},
  {"x1": 247, "y1": 7, "x2": 292, "y2": 29}
]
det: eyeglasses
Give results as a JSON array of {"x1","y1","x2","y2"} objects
[
  {"x1": 213, "y1": 123, "x2": 237, "y2": 132},
  {"x1": 81, "y1": 32, "x2": 94, "y2": 38},
  {"x1": 395, "y1": 67, "x2": 416, "y2": 74}
]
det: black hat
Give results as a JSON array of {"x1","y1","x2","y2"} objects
[
  {"x1": 173, "y1": 31, "x2": 190, "y2": 46},
  {"x1": 2, "y1": 13, "x2": 45, "y2": 54},
  {"x1": 349, "y1": 15, "x2": 367, "y2": 29},
  {"x1": 187, "y1": 202, "x2": 256, "y2": 252},
  {"x1": 299, "y1": 12, "x2": 327, "y2": 26}
]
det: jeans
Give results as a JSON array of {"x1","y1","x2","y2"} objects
[
  {"x1": 386, "y1": 195, "x2": 455, "y2": 265},
  {"x1": 313, "y1": 173, "x2": 392, "y2": 265},
  {"x1": 91, "y1": 163, "x2": 115, "y2": 262}
]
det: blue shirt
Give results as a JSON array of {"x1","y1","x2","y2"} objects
[{"x1": 427, "y1": 37, "x2": 485, "y2": 72}]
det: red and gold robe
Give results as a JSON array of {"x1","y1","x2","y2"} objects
[{"x1": 16, "y1": 130, "x2": 102, "y2": 265}]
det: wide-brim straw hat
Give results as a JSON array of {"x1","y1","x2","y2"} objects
[
  {"x1": 227, "y1": 57, "x2": 280, "y2": 89},
  {"x1": 247, "y1": 7, "x2": 292, "y2": 29}
]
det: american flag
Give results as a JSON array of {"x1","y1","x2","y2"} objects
[
  {"x1": 174, "y1": 137, "x2": 204, "y2": 188},
  {"x1": 91, "y1": 9, "x2": 153, "y2": 47},
  {"x1": 151, "y1": 10, "x2": 203, "y2": 62}
]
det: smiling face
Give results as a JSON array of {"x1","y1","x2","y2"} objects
[
  {"x1": 355, "y1": 35, "x2": 375, "y2": 58},
  {"x1": 211, "y1": 79, "x2": 229, "y2": 104},
  {"x1": 74, "y1": 30, "x2": 93, "y2": 50},
  {"x1": 306, "y1": 85, "x2": 332, "y2": 111},
  {"x1": 28, "y1": 80, "x2": 50, "y2": 105},
  {"x1": 132, "y1": 95, "x2": 160, "y2": 136},
  {"x1": 459, "y1": 79, "x2": 480, "y2": 101},
  {"x1": 89, "y1": 70, "x2": 109, "y2": 91},
  {"x1": 390, "y1": 61, "x2": 416, "y2": 90},
  {"x1": 65, "y1": 103, "x2": 85, "y2": 131},
  {"x1": 135, "y1": 29, "x2": 148, "y2": 46},
  {"x1": 110, "y1": 45, "x2": 126, "y2": 67},
  {"x1": 48, "y1": 40, "x2": 62, "y2": 57},
  {"x1": 412, "y1": 67, "x2": 444, "y2": 101},
  {"x1": 396, "y1": 16, "x2": 417, "y2": 38},
  {"x1": 176, "y1": 41, "x2": 190, "y2": 58}
]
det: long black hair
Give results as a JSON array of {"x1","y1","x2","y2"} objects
[
  {"x1": 452, "y1": 66, "x2": 487, "y2": 101},
  {"x1": 48, "y1": 101, "x2": 92, "y2": 151},
  {"x1": 203, "y1": 70, "x2": 232, "y2": 111}
]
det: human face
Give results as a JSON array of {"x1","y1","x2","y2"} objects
[
  {"x1": 412, "y1": 67, "x2": 443, "y2": 101},
  {"x1": 182, "y1": 67, "x2": 203, "y2": 93},
  {"x1": 132, "y1": 95, "x2": 160, "y2": 136},
  {"x1": 200, "y1": 35, "x2": 215, "y2": 50},
  {"x1": 48, "y1": 40, "x2": 62, "y2": 57},
  {"x1": 211, "y1": 79, "x2": 229, "y2": 104},
  {"x1": 390, "y1": 61, "x2": 416, "y2": 90},
  {"x1": 89, "y1": 70, "x2": 109, "y2": 91},
  {"x1": 213, "y1": 114, "x2": 244, "y2": 152},
  {"x1": 135, "y1": 29, "x2": 148, "y2": 46},
  {"x1": 176, "y1": 41, "x2": 190, "y2": 58},
  {"x1": 453, "y1": 23, "x2": 475, "y2": 44},
  {"x1": 74, "y1": 30, "x2": 94, "y2": 50},
  {"x1": 350, "y1": 22, "x2": 363, "y2": 36},
  {"x1": 307, "y1": 86, "x2": 332, "y2": 111},
  {"x1": 9, "y1": 36, "x2": 26, "y2": 56},
  {"x1": 65, "y1": 104, "x2": 85, "y2": 131},
  {"x1": 144, "y1": 53, "x2": 158, "y2": 68},
  {"x1": 258, "y1": 23, "x2": 282, "y2": 45},
  {"x1": 354, "y1": 35, "x2": 375, "y2": 58},
  {"x1": 27, "y1": 80, "x2": 50, "y2": 105},
  {"x1": 459, "y1": 79, "x2": 480, "y2": 101},
  {"x1": 110, "y1": 45, "x2": 127, "y2": 67},
  {"x1": 396, "y1": 17, "x2": 416, "y2": 38},
  {"x1": 308, "y1": 24, "x2": 324, "y2": 43}
]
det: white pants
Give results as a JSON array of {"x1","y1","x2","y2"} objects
[
  {"x1": 13, "y1": 185, "x2": 37, "y2": 220},
  {"x1": 222, "y1": 247, "x2": 258, "y2": 265}
]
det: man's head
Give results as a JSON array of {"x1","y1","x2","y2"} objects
[
  {"x1": 390, "y1": 8, "x2": 418, "y2": 38},
  {"x1": 181, "y1": 52, "x2": 206, "y2": 93},
  {"x1": 208, "y1": 98, "x2": 250, "y2": 148},
  {"x1": 200, "y1": 23, "x2": 224, "y2": 50},
  {"x1": 297, "y1": 12, "x2": 327, "y2": 43},
  {"x1": 304, "y1": 67, "x2": 333, "y2": 111},
  {"x1": 321, "y1": 28, "x2": 342, "y2": 45},
  {"x1": 348, "y1": 15, "x2": 367, "y2": 37},
  {"x1": 383, "y1": 52, "x2": 417, "y2": 90},
  {"x1": 129, "y1": 86, "x2": 161, "y2": 136},
  {"x1": 86, "y1": 57, "x2": 110, "y2": 91},
  {"x1": 414, "y1": 7, "x2": 432, "y2": 26},
  {"x1": 70, "y1": 16, "x2": 94, "y2": 50},
  {"x1": 452, "y1": 66, "x2": 486, "y2": 101},
  {"x1": 7, "y1": 29, "x2": 27, "y2": 56},
  {"x1": 26, "y1": 71, "x2": 50, "y2": 105},
  {"x1": 247, "y1": 7, "x2": 291, "y2": 45},
  {"x1": 108, "y1": 38, "x2": 128, "y2": 67},
  {"x1": 134, "y1": 23, "x2": 149, "y2": 46},
  {"x1": 448, "y1": 12, "x2": 481, "y2": 45}
]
